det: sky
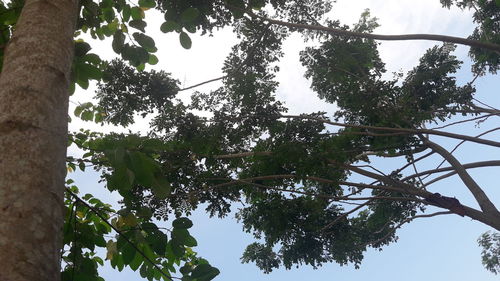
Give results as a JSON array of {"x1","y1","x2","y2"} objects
[{"x1": 68, "y1": 1, "x2": 500, "y2": 280}]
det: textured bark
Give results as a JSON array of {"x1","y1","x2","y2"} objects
[{"x1": 0, "y1": 0, "x2": 79, "y2": 281}]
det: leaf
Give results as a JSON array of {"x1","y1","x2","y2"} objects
[
  {"x1": 107, "y1": 166, "x2": 134, "y2": 191},
  {"x1": 147, "y1": 231, "x2": 168, "y2": 256},
  {"x1": 77, "y1": 62, "x2": 102, "y2": 80},
  {"x1": 151, "y1": 176, "x2": 171, "y2": 199},
  {"x1": 75, "y1": 42, "x2": 91, "y2": 57},
  {"x1": 184, "y1": 235, "x2": 197, "y2": 247},
  {"x1": 112, "y1": 31, "x2": 126, "y2": 53},
  {"x1": 184, "y1": 24, "x2": 196, "y2": 34},
  {"x1": 148, "y1": 54, "x2": 159, "y2": 65},
  {"x1": 122, "y1": 242, "x2": 136, "y2": 265},
  {"x1": 172, "y1": 218, "x2": 193, "y2": 229},
  {"x1": 160, "y1": 21, "x2": 179, "y2": 33},
  {"x1": 169, "y1": 241, "x2": 185, "y2": 258},
  {"x1": 106, "y1": 240, "x2": 118, "y2": 260},
  {"x1": 179, "y1": 32, "x2": 192, "y2": 49},
  {"x1": 171, "y1": 228, "x2": 190, "y2": 245},
  {"x1": 180, "y1": 7, "x2": 200, "y2": 23},
  {"x1": 76, "y1": 78, "x2": 89, "y2": 89},
  {"x1": 103, "y1": 7, "x2": 115, "y2": 23},
  {"x1": 139, "y1": 0, "x2": 156, "y2": 8},
  {"x1": 129, "y1": 250, "x2": 143, "y2": 271},
  {"x1": 122, "y1": 5, "x2": 131, "y2": 21},
  {"x1": 84, "y1": 53, "x2": 101, "y2": 64},
  {"x1": 190, "y1": 264, "x2": 220, "y2": 281},
  {"x1": 129, "y1": 19, "x2": 147, "y2": 32},
  {"x1": 133, "y1": 32, "x2": 157, "y2": 52},
  {"x1": 127, "y1": 151, "x2": 157, "y2": 187},
  {"x1": 131, "y1": 6, "x2": 145, "y2": 20},
  {"x1": 122, "y1": 45, "x2": 150, "y2": 66}
]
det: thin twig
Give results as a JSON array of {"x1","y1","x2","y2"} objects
[{"x1": 363, "y1": 211, "x2": 452, "y2": 248}]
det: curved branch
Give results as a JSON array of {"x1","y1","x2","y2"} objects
[
  {"x1": 402, "y1": 160, "x2": 500, "y2": 183},
  {"x1": 422, "y1": 137, "x2": 500, "y2": 215},
  {"x1": 246, "y1": 11, "x2": 500, "y2": 53}
]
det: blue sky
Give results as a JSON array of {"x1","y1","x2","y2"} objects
[{"x1": 69, "y1": 1, "x2": 500, "y2": 280}]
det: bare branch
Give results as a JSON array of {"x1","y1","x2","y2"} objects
[
  {"x1": 178, "y1": 76, "x2": 226, "y2": 92},
  {"x1": 402, "y1": 160, "x2": 500, "y2": 184},
  {"x1": 281, "y1": 114, "x2": 500, "y2": 148},
  {"x1": 364, "y1": 211, "x2": 453, "y2": 248},
  {"x1": 244, "y1": 10, "x2": 500, "y2": 53}
]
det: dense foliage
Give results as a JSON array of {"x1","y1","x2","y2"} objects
[{"x1": 1, "y1": 0, "x2": 500, "y2": 280}]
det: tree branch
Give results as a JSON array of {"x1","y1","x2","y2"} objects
[
  {"x1": 422, "y1": 137, "x2": 500, "y2": 215},
  {"x1": 363, "y1": 211, "x2": 453, "y2": 248},
  {"x1": 245, "y1": 10, "x2": 500, "y2": 53},
  {"x1": 402, "y1": 160, "x2": 500, "y2": 184},
  {"x1": 281, "y1": 114, "x2": 500, "y2": 148}
]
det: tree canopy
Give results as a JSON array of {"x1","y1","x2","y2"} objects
[{"x1": 1, "y1": 0, "x2": 500, "y2": 280}]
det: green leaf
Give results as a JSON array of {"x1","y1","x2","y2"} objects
[
  {"x1": 108, "y1": 166, "x2": 134, "y2": 191},
  {"x1": 172, "y1": 218, "x2": 193, "y2": 229},
  {"x1": 184, "y1": 235, "x2": 197, "y2": 247},
  {"x1": 78, "y1": 161, "x2": 86, "y2": 171},
  {"x1": 179, "y1": 32, "x2": 192, "y2": 49},
  {"x1": 122, "y1": 242, "x2": 136, "y2": 265},
  {"x1": 169, "y1": 241, "x2": 185, "y2": 258},
  {"x1": 133, "y1": 32, "x2": 157, "y2": 52},
  {"x1": 172, "y1": 228, "x2": 189, "y2": 244},
  {"x1": 136, "y1": 63, "x2": 146, "y2": 71},
  {"x1": 151, "y1": 176, "x2": 171, "y2": 199},
  {"x1": 127, "y1": 151, "x2": 157, "y2": 187},
  {"x1": 139, "y1": 0, "x2": 156, "y2": 8},
  {"x1": 122, "y1": 45, "x2": 150, "y2": 66},
  {"x1": 147, "y1": 231, "x2": 168, "y2": 256},
  {"x1": 184, "y1": 24, "x2": 196, "y2": 34},
  {"x1": 148, "y1": 54, "x2": 159, "y2": 65},
  {"x1": 180, "y1": 7, "x2": 200, "y2": 23},
  {"x1": 160, "y1": 21, "x2": 179, "y2": 33},
  {"x1": 76, "y1": 78, "x2": 89, "y2": 89},
  {"x1": 131, "y1": 7, "x2": 145, "y2": 20},
  {"x1": 112, "y1": 31, "x2": 126, "y2": 53},
  {"x1": 84, "y1": 53, "x2": 101, "y2": 64},
  {"x1": 122, "y1": 5, "x2": 131, "y2": 21},
  {"x1": 129, "y1": 20, "x2": 147, "y2": 32},
  {"x1": 77, "y1": 62, "x2": 102, "y2": 80},
  {"x1": 103, "y1": 7, "x2": 115, "y2": 23},
  {"x1": 190, "y1": 264, "x2": 220, "y2": 281},
  {"x1": 129, "y1": 250, "x2": 143, "y2": 271},
  {"x1": 75, "y1": 42, "x2": 91, "y2": 57}
]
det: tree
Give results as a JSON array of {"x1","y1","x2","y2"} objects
[{"x1": 1, "y1": 1, "x2": 500, "y2": 281}]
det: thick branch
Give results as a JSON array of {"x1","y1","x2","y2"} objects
[{"x1": 422, "y1": 138, "x2": 500, "y2": 215}]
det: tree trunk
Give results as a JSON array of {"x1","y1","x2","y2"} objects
[{"x1": 0, "y1": 0, "x2": 79, "y2": 280}]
